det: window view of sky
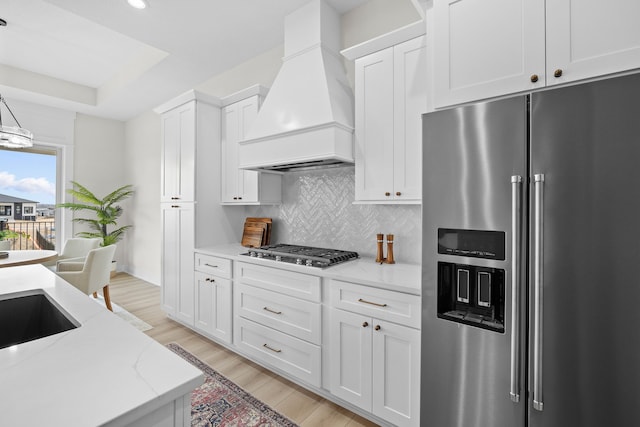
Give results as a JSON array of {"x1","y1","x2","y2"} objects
[{"x1": 0, "y1": 149, "x2": 56, "y2": 205}]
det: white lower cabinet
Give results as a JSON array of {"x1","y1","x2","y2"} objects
[
  {"x1": 329, "y1": 281, "x2": 421, "y2": 427},
  {"x1": 233, "y1": 262, "x2": 322, "y2": 387},
  {"x1": 160, "y1": 203, "x2": 195, "y2": 325},
  {"x1": 186, "y1": 258, "x2": 421, "y2": 426},
  {"x1": 193, "y1": 252, "x2": 232, "y2": 344},
  {"x1": 234, "y1": 316, "x2": 322, "y2": 387}
]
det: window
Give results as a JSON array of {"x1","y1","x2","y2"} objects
[{"x1": 0, "y1": 146, "x2": 57, "y2": 249}]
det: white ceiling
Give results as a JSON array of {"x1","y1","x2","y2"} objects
[{"x1": 0, "y1": 0, "x2": 369, "y2": 121}]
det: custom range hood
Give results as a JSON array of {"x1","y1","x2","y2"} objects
[{"x1": 239, "y1": 0, "x2": 354, "y2": 172}]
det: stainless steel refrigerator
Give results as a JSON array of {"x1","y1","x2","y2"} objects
[{"x1": 421, "y1": 73, "x2": 640, "y2": 427}]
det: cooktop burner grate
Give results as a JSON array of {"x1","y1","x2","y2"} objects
[{"x1": 242, "y1": 243, "x2": 359, "y2": 268}]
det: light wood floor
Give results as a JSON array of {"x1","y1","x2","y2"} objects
[{"x1": 108, "y1": 273, "x2": 379, "y2": 427}]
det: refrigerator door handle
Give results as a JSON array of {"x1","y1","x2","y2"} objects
[
  {"x1": 533, "y1": 173, "x2": 545, "y2": 411},
  {"x1": 510, "y1": 175, "x2": 522, "y2": 403}
]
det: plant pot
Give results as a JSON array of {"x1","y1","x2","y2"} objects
[{"x1": 0, "y1": 241, "x2": 11, "y2": 251}]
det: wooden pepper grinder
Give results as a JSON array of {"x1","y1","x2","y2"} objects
[
  {"x1": 385, "y1": 234, "x2": 395, "y2": 264},
  {"x1": 376, "y1": 233, "x2": 385, "y2": 263}
]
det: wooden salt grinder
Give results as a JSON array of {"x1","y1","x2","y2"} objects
[
  {"x1": 385, "y1": 234, "x2": 395, "y2": 264},
  {"x1": 376, "y1": 233, "x2": 385, "y2": 263}
]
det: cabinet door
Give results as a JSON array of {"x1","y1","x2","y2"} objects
[
  {"x1": 161, "y1": 102, "x2": 196, "y2": 202},
  {"x1": 221, "y1": 103, "x2": 240, "y2": 203},
  {"x1": 194, "y1": 271, "x2": 232, "y2": 343},
  {"x1": 372, "y1": 320, "x2": 421, "y2": 427},
  {"x1": 433, "y1": 0, "x2": 545, "y2": 107},
  {"x1": 393, "y1": 36, "x2": 426, "y2": 201},
  {"x1": 160, "y1": 203, "x2": 195, "y2": 325},
  {"x1": 355, "y1": 47, "x2": 395, "y2": 202},
  {"x1": 237, "y1": 98, "x2": 260, "y2": 202},
  {"x1": 221, "y1": 97, "x2": 261, "y2": 204},
  {"x1": 546, "y1": 0, "x2": 640, "y2": 87},
  {"x1": 329, "y1": 308, "x2": 372, "y2": 411}
]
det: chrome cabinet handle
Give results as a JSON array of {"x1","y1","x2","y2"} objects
[
  {"x1": 263, "y1": 306, "x2": 282, "y2": 315},
  {"x1": 533, "y1": 174, "x2": 545, "y2": 411},
  {"x1": 510, "y1": 176, "x2": 522, "y2": 403},
  {"x1": 204, "y1": 263, "x2": 218, "y2": 268},
  {"x1": 357, "y1": 298, "x2": 387, "y2": 308},
  {"x1": 263, "y1": 343, "x2": 281, "y2": 353}
]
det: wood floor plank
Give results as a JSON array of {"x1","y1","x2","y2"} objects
[{"x1": 108, "y1": 273, "x2": 381, "y2": 427}]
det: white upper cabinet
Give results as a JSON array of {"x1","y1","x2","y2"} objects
[
  {"x1": 545, "y1": 0, "x2": 640, "y2": 87},
  {"x1": 351, "y1": 35, "x2": 427, "y2": 204},
  {"x1": 221, "y1": 87, "x2": 281, "y2": 205},
  {"x1": 433, "y1": 0, "x2": 545, "y2": 107},
  {"x1": 433, "y1": 0, "x2": 640, "y2": 107},
  {"x1": 160, "y1": 101, "x2": 197, "y2": 203}
]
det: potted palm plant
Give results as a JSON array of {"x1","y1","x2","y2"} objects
[
  {"x1": 0, "y1": 229, "x2": 27, "y2": 251},
  {"x1": 0, "y1": 230, "x2": 17, "y2": 250},
  {"x1": 57, "y1": 181, "x2": 134, "y2": 271}
]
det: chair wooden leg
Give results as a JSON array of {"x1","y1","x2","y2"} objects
[{"x1": 103, "y1": 285, "x2": 113, "y2": 312}]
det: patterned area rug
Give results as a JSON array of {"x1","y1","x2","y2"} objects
[{"x1": 167, "y1": 343, "x2": 299, "y2": 427}]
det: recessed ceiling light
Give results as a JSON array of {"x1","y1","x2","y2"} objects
[{"x1": 127, "y1": 0, "x2": 147, "y2": 9}]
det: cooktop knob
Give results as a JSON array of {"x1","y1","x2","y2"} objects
[
  {"x1": 305, "y1": 259, "x2": 313, "y2": 266},
  {"x1": 257, "y1": 252, "x2": 264, "y2": 258},
  {"x1": 275, "y1": 255, "x2": 282, "y2": 262},
  {"x1": 296, "y1": 258, "x2": 303, "y2": 265}
]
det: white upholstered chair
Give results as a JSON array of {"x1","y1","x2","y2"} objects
[
  {"x1": 56, "y1": 245, "x2": 117, "y2": 311},
  {"x1": 43, "y1": 237, "x2": 101, "y2": 270}
]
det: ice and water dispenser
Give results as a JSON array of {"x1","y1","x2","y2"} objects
[{"x1": 437, "y1": 229, "x2": 506, "y2": 333}]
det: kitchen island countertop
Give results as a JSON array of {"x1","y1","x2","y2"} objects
[
  {"x1": 197, "y1": 243, "x2": 421, "y2": 295},
  {"x1": 0, "y1": 264, "x2": 203, "y2": 427}
]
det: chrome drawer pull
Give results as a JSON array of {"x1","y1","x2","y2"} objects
[
  {"x1": 263, "y1": 343, "x2": 282, "y2": 353},
  {"x1": 263, "y1": 306, "x2": 282, "y2": 315},
  {"x1": 204, "y1": 263, "x2": 218, "y2": 268},
  {"x1": 358, "y1": 298, "x2": 388, "y2": 308}
]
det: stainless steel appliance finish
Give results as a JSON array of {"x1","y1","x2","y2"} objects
[
  {"x1": 242, "y1": 243, "x2": 359, "y2": 268},
  {"x1": 421, "y1": 73, "x2": 640, "y2": 427}
]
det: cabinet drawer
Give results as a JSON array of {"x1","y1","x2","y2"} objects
[
  {"x1": 235, "y1": 283, "x2": 321, "y2": 345},
  {"x1": 235, "y1": 262, "x2": 321, "y2": 302},
  {"x1": 234, "y1": 317, "x2": 321, "y2": 387},
  {"x1": 330, "y1": 280, "x2": 421, "y2": 329},
  {"x1": 194, "y1": 253, "x2": 232, "y2": 278}
]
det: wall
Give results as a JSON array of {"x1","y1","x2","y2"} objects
[
  {"x1": 247, "y1": 166, "x2": 421, "y2": 263},
  {"x1": 73, "y1": 114, "x2": 129, "y2": 268},
  {"x1": 124, "y1": 111, "x2": 161, "y2": 284},
  {"x1": 195, "y1": 47, "x2": 283, "y2": 99}
]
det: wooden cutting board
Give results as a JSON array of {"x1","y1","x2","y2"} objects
[
  {"x1": 246, "y1": 217, "x2": 272, "y2": 245},
  {"x1": 241, "y1": 225, "x2": 264, "y2": 248},
  {"x1": 244, "y1": 221, "x2": 268, "y2": 245}
]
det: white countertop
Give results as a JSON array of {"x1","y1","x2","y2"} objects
[
  {"x1": 0, "y1": 265, "x2": 203, "y2": 427},
  {"x1": 197, "y1": 243, "x2": 422, "y2": 295}
]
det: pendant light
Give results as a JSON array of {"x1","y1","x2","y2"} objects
[{"x1": 0, "y1": 94, "x2": 34, "y2": 148}]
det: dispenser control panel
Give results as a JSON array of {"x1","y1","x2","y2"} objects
[{"x1": 437, "y1": 262, "x2": 505, "y2": 333}]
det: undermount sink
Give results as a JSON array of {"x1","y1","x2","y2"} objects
[{"x1": 0, "y1": 290, "x2": 79, "y2": 349}]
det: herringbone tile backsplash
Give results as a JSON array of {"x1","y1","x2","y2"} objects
[{"x1": 245, "y1": 166, "x2": 422, "y2": 264}]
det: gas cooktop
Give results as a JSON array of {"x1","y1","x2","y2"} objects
[{"x1": 241, "y1": 244, "x2": 359, "y2": 268}]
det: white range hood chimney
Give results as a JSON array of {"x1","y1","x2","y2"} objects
[{"x1": 239, "y1": 0, "x2": 354, "y2": 172}]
